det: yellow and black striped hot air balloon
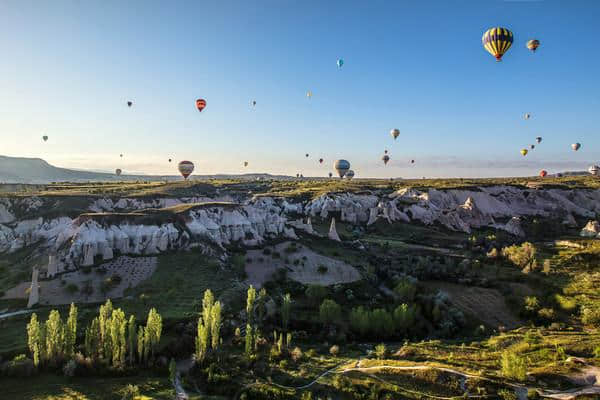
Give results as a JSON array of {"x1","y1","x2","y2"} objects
[{"x1": 482, "y1": 27, "x2": 513, "y2": 61}]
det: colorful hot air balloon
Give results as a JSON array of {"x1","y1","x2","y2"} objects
[
  {"x1": 306, "y1": 91, "x2": 312, "y2": 99},
  {"x1": 178, "y1": 160, "x2": 195, "y2": 180},
  {"x1": 345, "y1": 170, "x2": 355, "y2": 180},
  {"x1": 390, "y1": 129, "x2": 400, "y2": 140},
  {"x1": 196, "y1": 99, "x2": 207, "y2": 112},
  {"x1": 529, "y1": 144, "x2": 535, "y2": 150},
  {"x1": 334, "y1": 159, "x2": 350, "y2": 178},
  {"x1": 337, "y1": 58, "x2": 344, "y2": 69},
  {"x1": 244, "y1": 161, "x2": 248, "y2": 167},
  {"x1": 572, "y1": 143, "x2": 581, "y2": 151},
  {"x1": 521, "y1": 149, "x2": 528, "y2": 156},
  {"x1": 115, "y1": 168, "x2": 122, "y2": 176},
  {"x1": 42, "y1": 135, "x2": 48, "y2": 142},
  {"x1": 382, "y1": 155, "x2": 390, "y2": 165},
  {"x1": 127, "y1": 101, "x2": 133, "y2": 107},
  {"x1": 589, "y1": 165, "x2": 599, "y2": 176},
  {"x1": 526, "y1": 39, "x2": 540, "y2": 52},
  {"x1": 536, "y1": 137, "x2": 542, "y2": 144},
  {"x1": 539, "y1": 170, "x2": 547, "y2": 178},
  {"x1": 482, "y1": 27, "x2": 513, "y2": 61},
  {"x1": 319, "y1": 158, "x2": 323, "y2": 164},
  {"x1": 524, "y1": 113, "x2": 531, "y2": 120}
]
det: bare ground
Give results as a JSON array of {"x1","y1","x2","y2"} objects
[
  {"x1": 423, "y1": 281, "x2": 523, "y2": 329},
  {"x1": 2, "y1": 256, "x2": 157, "y2": 305},
  {"x1": 245, "y1": 241, "x2": 361, "y2": 288}
]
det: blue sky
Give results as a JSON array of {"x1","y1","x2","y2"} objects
[{"x1": 1, "y1": 0, "x2": 598, "y2": 178}]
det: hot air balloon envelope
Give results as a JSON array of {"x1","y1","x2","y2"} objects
[
  {"x1": 196, "y1": 99, "x2": 207, "y2": 112},
  {"x1": 539, "y1": 170, "x2": 547, "y2": 178},
  {"x1": 572, "y1": 143, "x2": 581, "y2": 151},
  {"x1": 334, "y1": 159, "x2": 350, "y2": 178},
  {"x1": 390, "y1": 129, "x2": 400, "y2": 140},
  {"x1": 178, "y1": 160, "x2": 195, "y2": 180},
  {"x1": 527, "y1": 39, "x2": 540, "y2": 52},
  {"x1": 482, "y1": 27, "x2": 514, "y2": 61},
  {"x1": 116, "y1": 169, "x2": 122, "y2": 176}
]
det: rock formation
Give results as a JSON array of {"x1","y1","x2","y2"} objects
[
  {"x1": 27, "y1": 268, "x2": 39, "y2": 308},
  {"x1": 329, "y1": 218, "x2": 341, "y2": 241},
  {"x1": 580, "y1": 220, "x2": 600, "y2": 238}
]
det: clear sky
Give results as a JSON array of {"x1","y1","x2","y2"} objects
[{"x1": 1, "y1": 0, "x2": 599, "y2": 178}]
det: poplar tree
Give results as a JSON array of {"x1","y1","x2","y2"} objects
[
  {"x1": 99, "y1": 299, "x2": 113, "y2": 361},
  {"x1": 64, "y1": 303, "x2": 78, "y2": 357},
  {"x1": 210, "y1": 301, "x2": 222, "y2": 350},
  {"x1": 281, "y1": 293, "x2": 292, "y2": 332},
  {"x1": 246, "y1": 286, "x2": 256, "y2": 325},
  {"x1": 110, "y1": 308, "x2": 127, "y2": 368},
  {"x1": 245, "y1": 324, "x2": 253, "y2": 357},
  {"x1": 45, "y1": 310, "x2": 63, "y2": 364},
  {"x1": 85, "y1": 317, "x2": 101, "y2": 359},
  {"x1": 137, "y1": 326, "x2": 145, "y2": 364},
  {"x1": 195, "y1": 320, "x2": 209, "y2": 362},
  {"x1": 127, "y1": 315, "x2": 136, "y2": 365},
  {"x1": 27, "y1": 313, "x2": 42, "y2": 367},
  {"x1": 146, "y1": 308, "x2": 162, "y2": 359}
]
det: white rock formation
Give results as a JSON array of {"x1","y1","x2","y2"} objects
[
  {"x1": 27, "y1": 268, "x2": 39, "y2": 308},
  {"x1": 329, "y1": 218, "x2": 341, "y2": 241},
  {"x1": 47, "y1": 253, "x2": 59, "y2": 278},
  {"x1": 580, "y1": 220, "x2": 600, "y2": 238}
]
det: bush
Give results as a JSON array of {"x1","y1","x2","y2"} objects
[
  {"x1": 1, "y1": 354, "x2": 35, "y2": 377},
  {"x1": 63, "y1": 359, "x2": 77, "y2": 377},
  {"x1": 581, "y1": 306, "x2": 600, "y2": 327},
  {"x1": 500, "y1": 350, "x2": 527, "y2": 381},
  {"x1": 305, "y1": 285, "x2": 327, "y2": 307},
  {"x1": 319, "y1": 299, "x2": 342, "y2": 326},
  {"x1": 498, "y1": 389, "x2": 517, "y2": 400},
  {"x1": 329, "y1": 345, "x2": 340, "y2": 357},
  {"x1": 374, "y1": 343, "x2": 387, "y2": 359},
  {"x1": 502, "y1": 242, "x2": 536, "y2": 271},
  {"x1": 121, "y1": 384, "x2": 140, "y2": 400}
]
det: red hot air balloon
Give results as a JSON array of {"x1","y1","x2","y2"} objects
[
  {"x1": 178, "y1": 160, "x2": 195, "y2": 180},
  {"x1": 196, "y1": 99, "x2": 206, "y2": 112},
  {"x1": 539, "y1": 170, "x2": 547, "y2": 178},
  {"x1": 319, "y1": 158, "x2": 323, "y2": 164}
]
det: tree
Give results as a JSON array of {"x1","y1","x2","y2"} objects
[
  {"x1": 85, "y1": 317, "x2": 101, "y2": 360},
  {"x1": 281, "y1": 293, "x2": 292, "y2": 331},
  {"x1": 45, "y1": 309, "x2": 63, "y2": 364},
  {"x1": 502, "y1": 242, "x2": 537, "y2": 272},
  {"x1": 210, "y1": 301, "x2": 222, "y2": 350},
  {"x1": 246, "y1": 285, "x2": 256, "y2": 325},
  {"x1": 349, "y1": 307, "x2": 370, "y2": 337},
  {"x1": 393, "y1": 303, "x2": 416, "y2": 336},
  {"x1": 110, "y1": 308, "x2": 127, "y2": 368},
  {"x1": 374, "y1": 343, "x2": 387, "y2": 359},
  {"x1": 137, "y1": 326, "x2": 145, "y2": 364},
  {"x1": 256, "y1": 288, "x2": 267, "y2": 324},
  {"x1": 319, "y1": 299, "x2": 341, "y2": 327},
  {"x1": 501, "y1": 350, "x2": 527, "y2": 381},
  {"x1": 99, "y1": 299, "x2": 113, "y2": 361},
  {"x1": 169, "y1": 358, "x2": 177, "y2": 384},
  {"x1": 127, "y1": 315, "x2": 136, "y2": 365},
  {"x1": 195, "y1": 320, "x2": 209, "y2": 362},
  {"x1": 394, "y1": 277, "x2": 417, "y2": 303},
  {"x1": 245, "y1": 324, "x2": 253, "y2": 358},
  {"x1": 371, "y1": 309, "x2": 394, "y2": 339},
  {"x1": 27, "y1": 313, "x2": 42, "y2": 367},
  {"x1": 305, "y1": 285, "x2": 327, "y2": 307},
  {"x1": 146, "y1": 308, "x2": 162, "y2": 359},
  {"x1": 64, "y1": 303, "x2": 78, "y2": 358}
]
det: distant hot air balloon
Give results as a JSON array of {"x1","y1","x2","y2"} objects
[
  {"x1": 334, "y1": 159, "x2": 350, "y2": 178},
  {"x1": 345, "y1": 170, "x2": 355, "y2": 180},
  {"x1": 390, "y1": 129, "x2": 400, "y2": 140},
  {"x1": 521, "y1": 149, "x2": 529, "y2": 156},
  {"x1": 120, "y1": 154, "x2": 123, "y2": 158},
  {"x1": 410, "y1": 159, "x2": 415, "y2": 164},
  {"x1": 306, "y1": 91, "x2": 312, "y2": 99},
  {"x1": 42, "y1": 135, "x2": 48, "y2": 142},
  {"x1": 337, "y1": 58, "x2": 344, "y2": 69},
  {"x1": 526, "y1": 39, "x2": 540, "y2": 52},
  {"x1": 115, "y1": 168, "x2": 122, "y2": 176},
  {"x1": 529, "y1": 144, "x2": 535, "y2": 150},
  {"x1": 296, "y1": 173, "x2": 300, "y2": 178},
  {"x1": 251, "y1": 100, "x2": 256, "y2": 107},
  {"x1": 168, "y1": 158, "x2": 172, "y2": 163},
  {"x1": 382, "y1": 155, "x2": 390, "y2": 165},
  {"x1": 328, "y1": 172, "x2": 333, "y2": 178},
  {"x1": 305, "y1": 153, "x2": 309, "y2": 158},
  {"x1": 572, "y1": 143, "x2": 581, "y2": 151},
  {"x1": 384, "y1": 150, "x2": 388, "y2": 154},
  {"x1": 536, "y1": 137, "x2": 542, "y2": 144},
  {"x1": 244, "y1": 161, "x2": 248, "y2": 167},
  {"x1": 178, "y1": 160, "x2": 195, "y2": 180},
  {"x1": 319, "y1": 158, "x2": 323, "y2": 164},
  {"x1": 127, "y1": 101, "x2": 133, "y2": 107},
  {"x1": 196, "y1": 99, "x2": 207, "y2": 112},
  {"x1": 539, "y1": 170, "x2": 547, "y2": 178},
  {"x1": 589, "y1": 165, "x2": 599, "y2": 176},
  {"x1": 556, "y1": 173, "x2": 563, "y2": 178},
  {"x1": 482, "y1": 27, "x2": 513, "y2": 61},
  {"x1": 524, "y1": 113, "x2": 531, "y2": 120}
]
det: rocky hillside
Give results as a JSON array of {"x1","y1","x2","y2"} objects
[{"x1": 1, "y1": 185, "x2": 599, "y2": 274}]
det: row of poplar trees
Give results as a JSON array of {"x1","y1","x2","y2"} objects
[{"x1": 26, "y1": 300, "x2": 162, "y2": 369}]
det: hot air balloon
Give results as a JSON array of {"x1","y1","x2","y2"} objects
[
  {"x1": 521, "y1": 149, "x2": 528, "y2": 156},
  {"x1": 524, "y1": 113, "x2": 531, "y2": 120},
  {"x1": 382, "y1": 155, "x2": 390, "y2": 165},
  {"x1": 296, "y1": 173, "x2": 300, "y2": 178},
  {"x1": 328, "y1": 172, "x2": 333, "y2": 178},
  {"x1": 556, "y1": 173, "x2": 563, "y2": 178},
  {"x1": 529, "y1": 144, "x2": 535, "y2": 150},
  {"x1": 410, "y1": 159, "x2": 415, "y2": 164},
  {"x1": 589, "y1": 165, "x2": 599, "y2": 176},
  {"x1": 42, "y1": 135, "x2": 48, "y2": 142},
  {"x1": 244, "y1": 161, "x2": 248, "y2": 167},
  {"x1": 168, "y1": 158, "x2": 172, "y2": 163},
  {"x1": 572, "y1": 143, "x2": 581, "y2": 151},
  {"x1": 526, "y1": 39, "x2": 540, "y2": 52},
  {"x1": 115, "y1": 168, "x2": 122, "y2": 176},
  {"x1": 251, "y1": 100, "x2": 256, "y2": 107},
  {"x1": 306, "y1": 91, "x2": 312, "y2": 99},
  {"x1": 178, "y1": 160, "x2": 195, "y2": 180},
  {"x1": 337, "y1": 58, "x2": 344, "y2": 69},
  {"x1": 319, "y1": 158, "x2": 323, "y2": 164},
  {"x1": 390, "y1": 129, "x2": 400, "y2": 140},
  {"x1": 127, "y1": 101, "x2": 133, "y2": 107},
  {"x1": 482, "y1": 27, "x2": 513, "y2": 61},
  {"x1": 196, "y1": 99, "x2": 207, "y2": 112},
  {"x1": 384, "y1": 150, "x2": 388, "y2": 154},
  {"x1": 345, "y1": 170, "x2": 355, "y2": 180},
  {"x1": 334, "y1": 159, "x2": 350, "y2": 178},
  {"x1": 539, "y1": 170, "x2": 547, "y2": 178},
  {"x1": 536, "y1": 137, "x2": 542, "y2": 144},
  {"x1": 120, "y1": 154, "x2": 123, "y2": 158},
  {"x1": 305, "y1": 153, "x2": 309, "y2": 158}
]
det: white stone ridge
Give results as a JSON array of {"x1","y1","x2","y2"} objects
[{"x1": 87, "y1": 195, "x2": 236, "y2": 212}]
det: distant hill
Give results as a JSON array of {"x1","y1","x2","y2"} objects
[{"x1": 0, "y1": 155, "x2": 292, "y2": 183}]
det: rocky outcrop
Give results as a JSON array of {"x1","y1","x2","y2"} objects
[
  {"x1": 580, "y1": 220, "x2": 600, "y2": 238},
  {"x1": 27, "y1": 268, "x2": 39, "y2": 308},
  {"x1": 329, "y1": 218, "x2": 341, "y2": 241}
]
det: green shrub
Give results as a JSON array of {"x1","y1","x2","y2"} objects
[
  {"x1": 502, "y1": 242, "x2": 536, "y2": 271},
  {"x1": 498, "y1": 389, "x2": 517, "y2": 400},
  {"x1": 120, "y1": 384, "x2": 140, "y2": 400},
  {"x1": 374, "y1": 343, "x2": 387, "y2": 359},
  {"x1": 581, "y1": 306, "x2": 600, "y2": 327},
  {"x1": 329, "y1": 345, "x2": 339, "y2": 357},
  {"x1": 500, "y1": 350, "x2": 527, "y2": 381}
]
